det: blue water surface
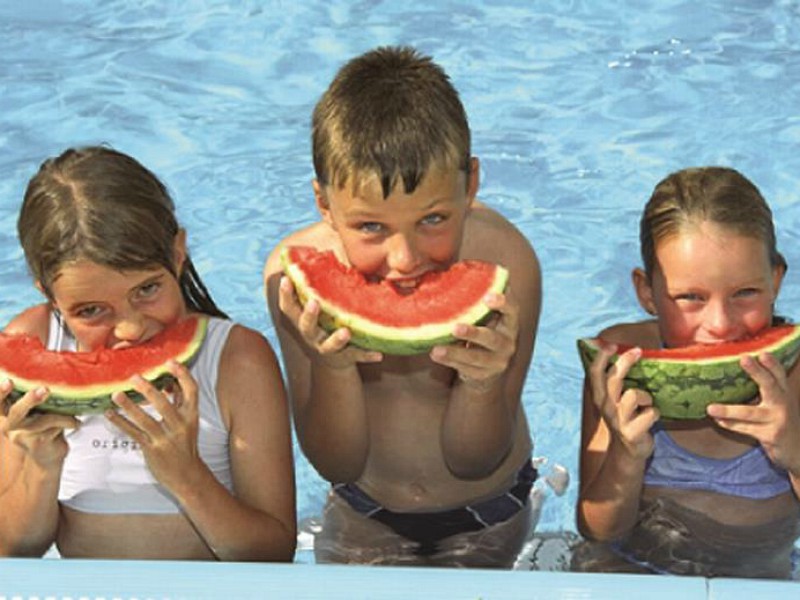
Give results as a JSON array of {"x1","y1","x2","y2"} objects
[{"x1": 2, "y1": 0, "x2": 800, "y2": 567}]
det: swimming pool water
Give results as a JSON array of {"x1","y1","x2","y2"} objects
[{"x1": 2, "y1": 0, "x2": 800, "y2": 572}]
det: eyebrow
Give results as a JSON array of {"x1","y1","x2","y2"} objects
[{"x1": 345, "y1": 196, "x2": 452, "y2": 220}]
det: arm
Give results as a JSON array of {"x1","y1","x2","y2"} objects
[
  {"x1": 107, "y1": 327, "x2": 296, "y2": 561},
  {"x1": 265, "y1": 246, "x2": 381, "y2": 483},
  {"x1": 433, "y1": 219, "x2": 540, "y2": 478},
  {"x1": 0, "y1": 306, "x2": 78, "y2": 556},
  {"x1": 0, "y1": 389, "x2": 76, "y2": 556},
  {"x1": 576, "y1": 342, "x2": 659, "y2": 542}
]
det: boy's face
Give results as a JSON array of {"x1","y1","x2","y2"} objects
[{"x1": 315, "y1": 161, "x2": 478, "y2": 288}]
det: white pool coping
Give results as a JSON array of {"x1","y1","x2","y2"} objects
[{"x1": 0, "y1": 558, "x2": 796, "y2": 599}]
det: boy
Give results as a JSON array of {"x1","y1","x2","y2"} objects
[{"x1": 265, "y1": 46, "x2": 541, "y2": 567}]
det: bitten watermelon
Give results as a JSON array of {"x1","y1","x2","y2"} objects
[
  {"x1": 1, "y1": 315, "x2": 208, "y2": 415},
  {"x1": 281, "y1": 246, "x2": 509, "y2": 355},
  {"x1": 577, "y1": 324, "x2": 800, "y2": 419}
]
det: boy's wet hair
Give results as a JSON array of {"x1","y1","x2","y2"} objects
[
  {"x1": 640, "y1": 166, "x2": 786, "y2": 279},
  {"x1": 18, "y1": 146, "x2": 227, "y2": 318},
  {"x1": 312, "y1": 45, "x2": 471, "y2": 198}
]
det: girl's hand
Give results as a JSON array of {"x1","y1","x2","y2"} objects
[
  {"x1": 429, "y1": 291, "x2": 516, "y2": 389},
  {"x1": 708, "y1": 353, "x2": 800, "y2": 473},
  {"x1": 589, "y1": 343, "x2": 658, "y2": 460},
  {"x1": 105, "y1": 361, "x2": 204, "y2": 490},
  {"x1": 278, "y1": 276, "x2": 382, "y2": 369},
  {"x1": 0, "y1": 380, "x2": 78, "y2": 468}
]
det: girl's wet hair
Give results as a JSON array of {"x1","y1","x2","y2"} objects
[
  {"x1": 312, "y1": 45, "x2": 471, "y2": 198},
  {"x1": 639, "y1": 166, "x2": 786, "y2": 278},
  {"x1": 18, "y1": 146, "x2": 227, "y2": 318}
]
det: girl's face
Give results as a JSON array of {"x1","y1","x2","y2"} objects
[
  {"x1": 634, "y1": 221, "x2": 784, "y2": 348},
  {"x1": 47, "y1": 234, "x2": 188, "y2": 351},
  {"x1": 49, "y1": 261, "x2": 187, "y2": 352},
  {"x1": 314, "y1": 160, "x2": 477, "y2": 290}
]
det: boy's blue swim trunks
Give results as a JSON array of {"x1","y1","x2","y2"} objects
[{"x1": 333, "y1": 459, "x2": 537, "y2": 556}]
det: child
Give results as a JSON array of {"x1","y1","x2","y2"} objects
[
  {"x1": 264, "y1": 46, "x2": 542, "y2": 568},
  {"x1": 0, "y1": 146, "x2": 296, "y2": 561},
  {"x1": 575, "y1": 166, "x2": 800, "y2": 578}
]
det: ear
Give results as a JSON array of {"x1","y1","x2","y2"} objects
[
  {"x1": 466, "y1": 157, "x2": 480, "y2": 207},
  {"x1": 772, "y1": 263, "x2": 786, "y2": 299},
  {"x1": 632, "y1": 267, "x2": 657, "y2": 316},
  {"x1": 34, "y1": 280, "x2": 49, "y2": 299},
  {"x1": 313, "y1": 180, "x2": 335, "y2": 228},
  {"x1": 173, "y1": 228, "x2": 188, "y2": 273}
]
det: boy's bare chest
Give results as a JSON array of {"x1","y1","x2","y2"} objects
[{"x1": 359, "y1": 354, "x2": 454, "y2": 396}]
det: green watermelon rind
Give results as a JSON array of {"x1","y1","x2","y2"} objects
[
  {"x1": 576, "y1": 324, "x2": 800, "y2": 419},
  {"x1": 4, "y1": 316, "x2": 209, "y2": 416},
  {"x1": 282, "y1": 247, "x2": 510, "y2": 356}
]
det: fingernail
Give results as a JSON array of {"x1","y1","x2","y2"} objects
[
  {"x1": 35, "y1": 387, "x2": 48, "y2": 398},
  {"x1": 454, "y1": 323, "x2": 468, "y2": 336}
]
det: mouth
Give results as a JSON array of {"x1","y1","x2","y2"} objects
[{"x1": 388, "y1": 277, "x2": 421, "y2": 291}]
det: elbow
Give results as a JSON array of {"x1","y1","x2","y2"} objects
[
  {"x1": 0, "y1": 539, "x2": 53, "y2": 558},
  {"x1": 314, "y1": 461, "x2": 365, "y2": 485},
  {"x1": 267, "y1": 534, "x2": 297, "y2": 563},
  {"x1": 255, "y1": 519, "x2": 297, "y2": 563},
  {"x1": 447, "y1": 459, "x2": 500, "y2": 481},
  {"x1": 576, "y1": 504, "x2": 629, "y2": 543},
  {"x1": 302, "y1": 444, "x2": 367, "y2": 484},
  {"x1": 444, "y1": 443, "x2": 512, "y2": 481}
]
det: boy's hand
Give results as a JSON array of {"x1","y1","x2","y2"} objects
[
  {"x1": 589, "y1": 343, "x2": 658, "y2": 460},
  {"x1": 429, "y1": 291, "x2": 516, "y2": 388},
  {"x1": 708, "y1": 353, "x2": 800, "y2": 474},
  {"x1": 279, "y1": 276, "x2": 382, "y2": 368},
  {"x1": 0, "y1": 380, "x2": 78, "y2": 468}
]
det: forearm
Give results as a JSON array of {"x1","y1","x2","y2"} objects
[
  {"x1": 169, "y1": 460, "x2": 295, "y2": 562},
  {"x1": 0, "y1": 459, "x2": 61, "y2": 556},
  {"x1": 441, "y1": 376, "x2": 515, "y2": 479},
  {"x1": 297, "y1": 362, "x2": 369, "y2": 482},
  {"x1": 577, "y1": 437, "x2": 647, "y2": 542}
]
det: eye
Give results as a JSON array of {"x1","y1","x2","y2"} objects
[
  {"x1": 674, "y1": 293, "x2": 703, "y2": 303},
  {"x1": 357, "y1": 222, "x2": 384, "y2": 234},
  {"x1": 421, "y1": 213, "x2": 446, "y2": 226},
  {"x1": 136, "y1": 281, "x2": 161, "y2": 299},
  {"x1": 74, "y1": 305, "x2": 105, "y2": 320},
  {"x1": 734, "y1": 287, "x2": 759, "y2": 298}
]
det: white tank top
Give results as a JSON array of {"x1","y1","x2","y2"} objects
[{"x1": 51, "y1": 314, "x2": 235, "y2": 514}]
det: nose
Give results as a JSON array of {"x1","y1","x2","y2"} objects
[
  {"x1": 113, "y1": 310, "x2": 147, "y2": 344},
  {"x1": 705, "y1": 299, "x2": 736, "y2": 339},
  {"x1": 387, "y1": 233, "x2": 421, "y2": 274}
]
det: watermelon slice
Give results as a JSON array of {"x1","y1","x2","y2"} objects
[
  {"x1": 281, "y1": 246, "x2": 509, "y2": 355},
  {"x1": 1, "y1": 315, "x2": 209, "y2": 415},
  {"x1": 577, "y1": 323, "x2": 800, "y2": 419}
]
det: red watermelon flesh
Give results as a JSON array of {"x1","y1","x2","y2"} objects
[
  {"x1": 1, "y1": 315, "x2": 208, "y2": 415},
  {"x1": 281, "y1": 246, "x2": 509, "y2": 355},
  {"x1": 617, "y1": 324, "x2": 799, "y2": 362}
]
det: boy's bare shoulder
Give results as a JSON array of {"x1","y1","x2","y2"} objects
[
  {"x1": 464, "y1": 201, "x2": 537, "y2": 266},
  {"x1": 597, "y1": 320, "x2": 660, "y2": 348},
  {"x1": 264, "y1": 222, "x2": 338, "y2": 278}
]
